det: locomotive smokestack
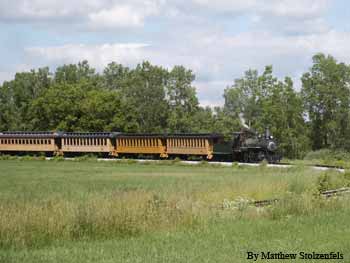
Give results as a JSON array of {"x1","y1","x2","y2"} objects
[
  {"x1": 239, "y1": 113, "x2": 250, "y2": 129},
  {"x1": 265, "y1": 127, "x2": 270, "y2": 138}
]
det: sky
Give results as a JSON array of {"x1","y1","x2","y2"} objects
[{"x1": 0, "y1": 0, "x2": 350, "y2": 106}]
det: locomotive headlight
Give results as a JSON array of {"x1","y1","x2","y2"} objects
[{"x1": 267, "y1": 141, "x2": 276, "y2": 151}]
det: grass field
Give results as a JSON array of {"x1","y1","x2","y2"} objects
[{"x1": 0, "y1": 159, "x2": 349, "y2": 262}]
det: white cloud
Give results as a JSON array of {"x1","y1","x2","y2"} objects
[
  {"x1": 25, "y1": 43, "x2": 151, "y2": 70},
  {"x1": 21, "y1": 29, "x2": 350, "y2": 105},
  {"x1": 88, "y1": 1, "x2": 160, "y2": 29},
  {"x1": 2, "y1": 0, "x2": 349, "y2": 106},
  {"x1": 192, "y1": 0, "x2": 329, "y2": 19},
  {"x1": 0, "y1": 0, "x2": 162, "y2": 28}
]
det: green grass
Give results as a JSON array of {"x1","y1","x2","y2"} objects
[{"x1": 0, "y1": 159, "x2": 349, "y2": 262}]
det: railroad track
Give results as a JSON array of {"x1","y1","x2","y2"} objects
[{"x1": 251, "y1": 187, "x2": 350, "y2": 207}]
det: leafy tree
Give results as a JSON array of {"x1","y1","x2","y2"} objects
[
  {"x1": 224, "y1": 66, "x2": 309, "y2": 158},
  {"x1": 0, "y1": 67, "x2": 51, "y2": 130},
  {"x1": 166, "y1": 66, "x2": 199, "y2": 132},
  {"x1": 29, "y1": 83, "x2": 87, "y2": 131},
  {"x1": 54, "y1": 60, "x2": 96, "y2": 85},
  {"x1": 121, "y1": 61, "x2": 169, "y2": 133},
  {"x1": 103, "y1": 62, "x2": 130, "y2": 90},
  {"x1": 78, "y1": 89, "x2": 138, "y2": 132},
  {"x1": 301, "y1": 53, "x2": 350, "y2": 150}
]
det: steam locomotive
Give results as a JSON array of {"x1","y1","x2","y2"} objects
[{"x1": 213, "y1": 128, "x2": 280, "y2": 163}]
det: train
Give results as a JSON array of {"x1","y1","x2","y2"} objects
[{"x1": 0, "y1": 129, "x2": 281, "y2": 163}]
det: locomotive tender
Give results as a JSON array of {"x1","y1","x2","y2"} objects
[{"x1": 0, "y1": 129, "x2": 280, "y2": 163}]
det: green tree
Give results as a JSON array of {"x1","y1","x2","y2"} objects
[
  {"x1": 224, "y1": 66, "x2": 309, "y2": 158},
  {"x1": 29, "y1": 83, "x2": 87, "y2": 131},
  {"x1": 54, "y1": 60, "x2": 96, "y2": 85},
  {"x1": 103, "y1": 62, "x2": 130, "y2": 90},
  {"x1": 0, "y1": 67, "x2": 51, "y2": 130},
  {"x1": 121, "y1": 61, "x2": 169, "y2": 133},
  {"x1": 301, "y1": 53, "x2": 350, "y2": 150},
  {"x1": 166, "y1": 66, "x2": 199, "y2": 132}
]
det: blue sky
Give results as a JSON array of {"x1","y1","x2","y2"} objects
[{"x1": 1, "y1": 0, "x2": 350, "y2": 106}]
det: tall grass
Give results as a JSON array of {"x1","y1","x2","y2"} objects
[{"x1": 0, "y1": 191, "x2": 204, "y2": 248}]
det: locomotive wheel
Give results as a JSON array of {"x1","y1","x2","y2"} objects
[
  {"x1": 248, "y1": 151, "x2": 256, "y2": 163},
  {"x1": 257, "y1": 151, "x2": 266, "y2": 162}
]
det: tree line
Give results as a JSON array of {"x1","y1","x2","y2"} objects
[{"x1": 1, "y1": 53, "x2": 349, "y2": 159}]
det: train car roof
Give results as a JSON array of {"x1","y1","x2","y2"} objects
[
  {"x1": 117, "y1": 133, "x2": 223, "y2": 139},
  {"x1": 0, "y1": 131, "x2": 224, "y2": 139},
  {"x1": 0, "y1": 131, "x2": 58, "y2": 138}
]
